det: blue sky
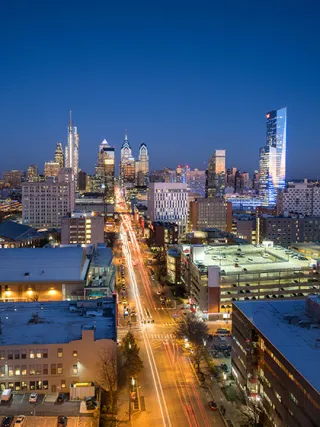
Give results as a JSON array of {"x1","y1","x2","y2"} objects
[{"x1": 1, "y1": 0, "x2": 320, "y2": 178}]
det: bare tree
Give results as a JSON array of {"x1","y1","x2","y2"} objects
[
  {"x1": 96, "y1": 346, "x2": 118, "y2": 417},
  {"x1": 174, "y1": 313, "x2": 208, "y2": 346}
]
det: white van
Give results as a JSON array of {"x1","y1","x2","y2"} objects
[{"x1": 1, "y1": 389, "x2": 12, "y2": 401}]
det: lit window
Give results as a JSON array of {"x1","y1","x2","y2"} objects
[
  {"x1": 73, "y1": 350, "x2": 78, "y2": 357},
  {"x1": 290, "y1": 393, "x2": 298, "y2": 405},
  {"x1": 73, "y1": 364, "x2": 78, "y2": 375},
  {"x1": 36, "y1": 350, "x2": 42, "y2": 359},
  {"x1": 15, "y1": 366, "x2": 20, "y2": 376},
  {"x1": 29, "y1": 365, "x2": 35, "y2": 375},
  {"x1": 57, "y1": 348, "x2": 63, "y2": 358},
  {"x1": 29, "y1": 350, "x2": 35, "y2": 359},
  {"x1": 8, "y1": 365, "x2": 13, "y2": 376}
]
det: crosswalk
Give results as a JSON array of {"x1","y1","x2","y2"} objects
[{"x1": 148, "y1": 333, "x2": 174, "y2": 340}]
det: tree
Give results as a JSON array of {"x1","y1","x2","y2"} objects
[
  {"x1": 121, "y1": 332, "x2": 143, "y2": 379},
  {"x1": 174, "y1": 313, "x2": 208, "y2": 346},
  {"x1": 190, "y1": 344, "x2": 206, "y2": 372},
  {"x1": 96, "y1": 346, "x2": 118, "y2": 417}
]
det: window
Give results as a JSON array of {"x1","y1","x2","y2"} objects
[
  {"x1": 21, "y1": 366, "x2": 27, "y2": 376},
  {"x1": 14, "y1": 382, "x2": 20, "y2": 391},
  {"x1": 29, "y1": 365, "x2": 35, "y2": 375},
  {"x1": 29, "y1": 381, "x2": 35, "y2": 390},
  {"x1": 21, "y1": 381, "x2": 27, "y2": 391},
  {"x1": 57, "y1": 363, "x2": 63, "y2": 374},
  {"x1": 73, "y1": 350, "x2": 78, "y2": 357},
  {"x1": 21, "y1": 350, "x2": 26, "y2": 360},
  {"x1": 36, "y1": 365, "x2": 41, "y2": 375},
  {"x1": 8, "y1": 382, "x2": 13, "y2": 390},
  {"x1": 29, "y1": 350, "x2": 35, "y2": 359},
  {"x1": 7, "y1": 351, "x2": 13, "y2": 360},
  {"x1": 290, "y1": 393, "x2": 298, "y2": 405},
  {"x1": 51, "y1": 364, "x2": 56, "y2": 375},
  {"x1": 43, "y1": 349, "x2": 48, "y2": 359},
  {"x1": 57, "y1": 348, "x2": 63, "y2": 358},
  {"x1": 15, "y1": 366, "x2": 20, "y2": 376},
  {"x1": 0, "y1": 367, "x2": 5, "y2": 377},
  {"x1": 61, "y1": 379, "x2": 66, "y2": 388},
  {"x1": 36, "y1": 350, "x2": 42, "y2": 359},
  {"x1": 43, "y1": 380, "x2": 48, "y2": 390},
  {"x1": 72, "y1": 364, "x2": 78, "y2": 375},
  {"x1": 8, "y1": 365, "x2": 13, "y2": 376},
  {"x1": 43, "y1": 364, "x2": 48, "y2": 375},
  {"x1": 0, "y1": 351, "x2": 4, "y2": 360},
  {"x1": 0, "y1": 383, "x2": 5, "y2": 391},
  {"x1": 36, "y1": 380, "x2": 42, "y2": 390},
  {"x1": 275, "y1": 391, "x2": 281, "y2": 402},
  {"x1": 14, "y1": 351, "x2": 20, "y2": 360}
]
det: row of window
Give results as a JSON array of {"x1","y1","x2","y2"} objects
[
  {"x1": 0, "y1": 380, "x2": 66, "y2": 391},
  {"x1": 1, "y1": 364, "x2": 78, "y2": 376},
  {"x1": 1, "y1": 349, "x2": 78, "y2": 360}
]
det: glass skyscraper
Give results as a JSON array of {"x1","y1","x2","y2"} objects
[
  {"x1": 259, "y1": 108, "x2": 287, "y2": 206},
  {"x1": 205, "y1": 149, "x2": 226, "y2": 197}
]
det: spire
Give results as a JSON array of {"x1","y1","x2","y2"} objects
[
  {"x1": 69, "y1": 110, "x2": 72, "y2": 128},
  {"x1": 124, "y1": 130, "x2": 128, "y2": 142}
]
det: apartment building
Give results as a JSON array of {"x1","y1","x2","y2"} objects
[
  {"x1": 278, "y1": 180, "x2": 320, "y2": 216},
  {"x1": 232, "y1": 298, "x2": 320, "y2": 427},
  {"x1": 61, "y1": 212, "x2": 104, "y2": 245},
  {"x1": 181, "y1": 243, "x2": 320, "y2": 317},
  {"x1": 189, "y1": 198, "x2": 232, "y2": 232},
  {"x1": 22, "y1": 168, "x2": 75, "y2": 228},
  {"x1": 0, "y1": 298, "x2": 116, "y2": 397},
  {"x1": 148, "y1": 182, "x2": 188, "y2": 235}
]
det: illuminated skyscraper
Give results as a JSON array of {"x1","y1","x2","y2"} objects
[
  {"x1": 120, "y1": 132, "x2": 135, "y2": 187},
  {"x1": 205, "y1": 150, "x2": 226, "y2": 197},
  {"x1": 95, "y1": 139, "x2": 115, "y2": 204},
  {"x1": 54, "y1": 142, "x2": 64, "y2": 168},
  {"x1": 259, "y1": 108, "x2": 287, "y2": 206},
  {"x1": 27, "y1": 165, "x2": 39, "y2": 182},
  {"x1": 65, "y1": 111, "x2": 79, "y2": 183},
  {"x1": 136, "y1": 143, "x2": 149, "y2": 186},
  {"x1": 44, "y1": 161, "x2": 60, "y2": 178}
]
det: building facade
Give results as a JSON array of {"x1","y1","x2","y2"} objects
[
  {"x1": 44, "y1": 161, "x2": 60, "y2": 178},
  {"x1": 3, "y1": 171, "x2": 23, "y2": 188},
  {"x1": 205, "y1": 150, "x2": 226, "y2": 198},
  {"x1": 186, "y1": 169, "x2": 206, "y2": 197},
  {"x1": 259, "y1": 108, "x2": 287, "y2": 206},
  {"x1": 22, "y1": 168, "x2": 75, "y2": 228},
  {"x1": 148, "y1": 182, "x2": 188, "y2": 235},
  {"x1": 27, "y1": 165, "x2": 39, "y2": 182},
  {"x1": 61, "y1": 213, "x2": 104, "y2": 245},
  {"x1": 135, "y1": 143, "x2": 149, "y2": 186},
  {"x1": 196, "y1": 197, "x2": 230, "y2": 231},
  {"x1": 95, "y1": 139, "x2": 115, "y2": 204},
  {"x1": 65, "y1": 111, "x2": 79, "y2": 184},
  {"x1": 278, "y1": 180, "x2": 320, "y2": 216},
  {"x1": 54, "y1": 142, "x2": 64, "y2": 168},
  {"x1": 232, "y1": 298, "x2": 320, "y2": 427}
]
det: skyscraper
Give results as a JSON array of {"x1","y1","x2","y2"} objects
[
  {"x1": 44, "y1": 161, "x2": 60, "y2": 178},
  {"x1": 136, "y1": 143, "x2": 149, "y2": 186},
  {"x1": 259, "y1": 108, "x2": 287, "y2": 206},
  {"x1": 120, "y1": 133, "x2": 135, "y2": 187},
  {"x1": 27, "y1": 165, "x2": 39, "y2": 182},
  {"x1": 54, "y1": 142, "x2": 64, "y2": 168},
  {"x1": 95, "y1": 139, "x2": 115, "y2": 204},
  {"x1": 65, "y1": 111, "x2": 79, "y2": 183},
  {"x1": 205, "y1": 150, "x2": 226, "y2": 197}
]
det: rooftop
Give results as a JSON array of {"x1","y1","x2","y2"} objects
[
  {"x1": 234, "y1": 299, "x2": 320, "y2": 394},
  {"x1": 0, "y1": 221, "x2": 41, "y2": 241},
  {"x1": 0, "y1": 247, "x2": 89, "y2": 282},
  {"x1": 0, "y1": 298, "x2": 116, "y2": 345},
  {"x1": 91, "y1": 245, "x2": 113, "y2": 268},
  {"x1": 191, "y1": 243, "x2": 313, "y2": 275}
]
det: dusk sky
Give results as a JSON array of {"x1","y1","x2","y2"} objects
[{"x1": 1, "y1": 0, "x2": 320, "y2": 178}]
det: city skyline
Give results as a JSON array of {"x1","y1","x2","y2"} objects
[{"x1": 1, "y1": 2, "x2": 320, "y2": 177}]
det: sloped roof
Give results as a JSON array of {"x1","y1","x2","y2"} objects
[{"x1": 0, "y1": 221, "x2": 37, "y2": 241}]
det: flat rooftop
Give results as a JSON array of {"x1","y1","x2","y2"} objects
[
  {"x1": 0, "y1": 298, "x2": 116, "y2": 345},
  {"x1": 91, "y1": 245, "x2": 113, "y2": 268},
  {"x1": 0, "y1": 247, "x2": 89, "y2": 282},
  {"x1": 191, "y1": 244, "x2": 312, "y2": 274},
  {"x1": 234, "y1": 299, "x2": 320, "y2": 394}
]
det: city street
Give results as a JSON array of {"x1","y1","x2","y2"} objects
[{"x1": 116, "y1": 191, "x2": 226, "y2": 427}]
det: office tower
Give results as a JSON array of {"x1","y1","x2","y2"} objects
[
  {"x1": 2, "y1": 170, "x2": 23, "y2": 188},
  {"x1": 65, "y1": 111, "x2": 79, "y2": 183},
  {"x1": 259, "y1": 107, "x2": 287, "y2": 206},
  {"x1": 192, "y1": 197, "x2": 230, "y2": 231},
  {"x1": 205, "y1": 150, "x2": 226, "y2": 197},
  {"x1": 148, "y1": 182, "x2": 188, "y2": 235},
  {"x1": 253, "y1": 170, "x2": 260, "y2": 193},
  {"x1": 78, "y1": 170, "x2": 87, "y2": 192},
  {"x1": 61, "y1": 212, "x2": 105, "y2": 245},
  {"x1": 176, "y1": 165, "x2": 189, "y2": 183},
  {"x1": 54, "y1": 142, "x2": 64, "y2": 168},
  {"x1": 22, "y1": 168, "x2": 75, "y2": 228},
  {"x1": 44, "y1": 161, "x2": 60, "y2": 178},
  {"x1": 120, "y1": 133, "x2": 135, "y2": 187},
  {"x1": 149, "y1": 168, "x2": 176, "y2": 183},
  {"x1": 27, "y1": 165, "x2": 39, "y2": 182},
  {"x1": 95, "y1": 139, "x2": 115, "y2": 204},
  {"x1": 135, "y1": 143, "x2": 149, "y2": 186},
  {"x1": 186, "y1": 169, "x2": 206, "y2": 197}
]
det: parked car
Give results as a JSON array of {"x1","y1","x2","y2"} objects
[
  {"x1": 56, "y1": 393, "x2": 67, "y2": 404},
  {"x1": 14, "y1": 417, "x2": 26, "y2": 427},
  {"x1": 220, "y1": 363, "x2": 229, "y2": 372},
  {"x1": 29, "y1": 393, "x2": 38, "y2": 404},
  {"x1": 208, "y1": 400, "x2": 218, "y2": 411},
  {"x1": 57, "y1": 416, "x2": 67, "y2": 427},
  {"x1": 1, "y1": 417, "x2": 14, "y2": 427}
]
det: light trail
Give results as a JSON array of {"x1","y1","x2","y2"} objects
[{"x1": 120, "y1": 216, "x2": 172, "y2": 427}]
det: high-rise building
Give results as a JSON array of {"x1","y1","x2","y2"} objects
[
  {"x1": 2, "y1": 170, "x2": 23, "y2": 188},
  {"x1": 135, "y1": 143, "x2": 149, "y2": 186},
  {"x1": 120, "y1": 133, "x2": 135, "y2": 187},
  {"x1": 259, "y1": 108, "x2": 287, "y2": 206},
  {"x1": 65, "y1": 111, "x2": 79, "y2": 184},
  {"x1": 190, "y1": 197, "x2": 231, "y2": 232},
  {"x1": 78, "y1": 170, "x2": 87, "y2": 192},
  {"x1": 61, "y1": 212, "x2": 105, "y2": 245},
  {"x1": 27, "y1": 165, "x2": 39, "y2": 182},
  {"x1": 44, "y1": 161, "x2": 60, "y2": 178},
  {"x1": 95, "y1": 139, "x2": 115, "y2": 204},
  {"x1": 148, "y1": 182, "x2": 188, "y2": 235},
  {"x1": 54, "y1": 142, "x2": 64, "y2": 168},
  {"x1": 186, "y1": 169, "x2": 206, "y2": 197},
  {"x1": 22, "y1": 168, "x2": 75, "y2": 228},
  {"x1": 205, "y1": 150, "x2": 226, "y2": 197},
  {"x1": 277, "y1": 180, "x2": 320, "y2": 216}
]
